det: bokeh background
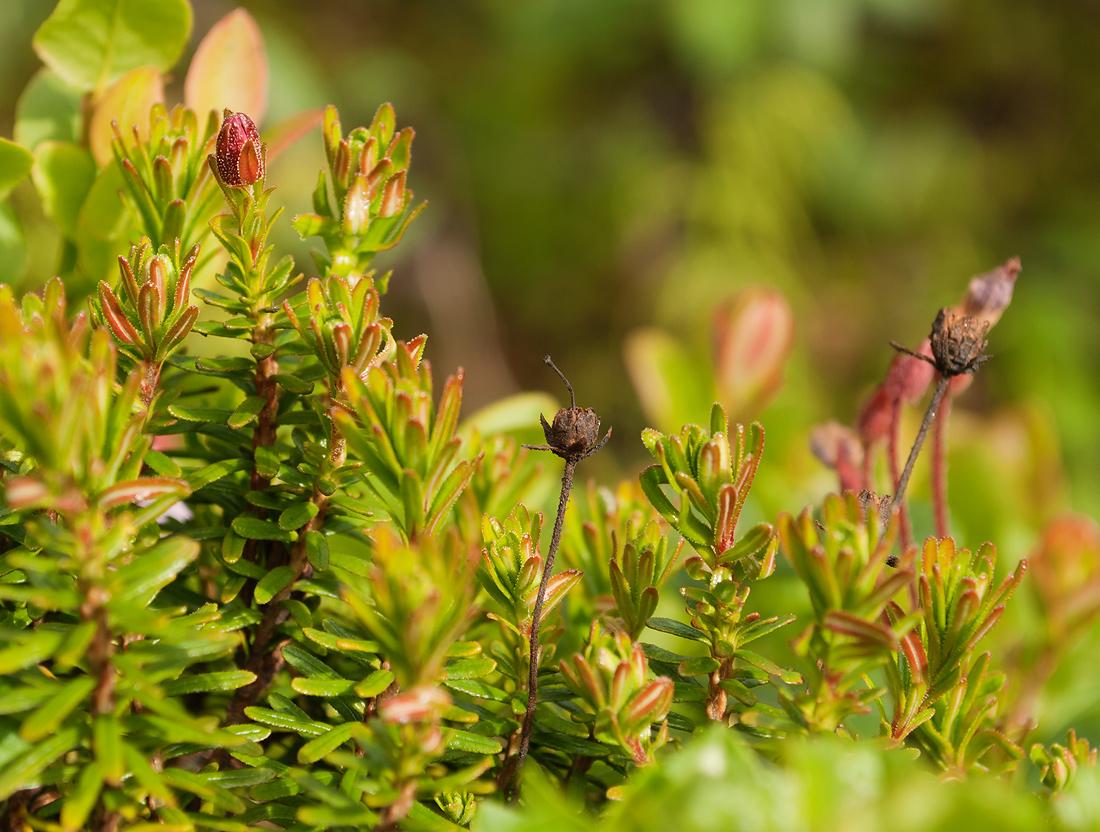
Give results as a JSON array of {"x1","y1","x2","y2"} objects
[{"x1": 3, "y1": 0, "x2": 1100, "y2": 752}]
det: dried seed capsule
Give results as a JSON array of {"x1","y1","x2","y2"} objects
[{"x1": 929, "y1": 307, "x2": 990, "y2": 376}]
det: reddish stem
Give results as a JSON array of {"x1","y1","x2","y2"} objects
[{"x1": 888, "y1": 398, "x2": 913, "y2": 552}]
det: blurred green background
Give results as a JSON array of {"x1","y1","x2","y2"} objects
[{"x1": 3, "y1": 0, "x2": 1100, "y2": 753}]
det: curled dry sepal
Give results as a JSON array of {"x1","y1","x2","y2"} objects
[{"x1": 526, "y1": 356, "x2": 612, "y2": 461}]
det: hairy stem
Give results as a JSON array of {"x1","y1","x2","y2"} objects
[
  {"x1": 888, "y1": 398, "x2": 914, "y2": 552},
  {"x1": 508, "y1": 456, "x2": 577, "y2": 800},
  {"x1": 931, "y1": 395, "x2": 952, "y2": 539},
  {"x1": 892, "y1": 374, "x2": 950, "y2": 522}
]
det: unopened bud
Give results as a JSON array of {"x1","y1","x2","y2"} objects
[
  {"x1": 883, "y1": 338, "x2": 934, "y2": 404},
  {"x1": 857, "y1": 385, "x2": 894, "y2": 446},
  {"x1": 959, "y1": 257, "x2": 1020, "y2": 329},
  {"x1": 215, "y1": 110, "x2": 264, "y2": 186}
]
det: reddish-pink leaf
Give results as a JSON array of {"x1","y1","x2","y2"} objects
[
  {"x1": 98, "y1": 477, "x2": 190, "y2": 509},
  {"x1": 184, "y1": 9, "x2": 268, "y2": 125}
]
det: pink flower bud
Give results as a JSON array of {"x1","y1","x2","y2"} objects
[
  {"x1": 857, "y1": 385, "x2": 894, "y2": 446},
  {"x1": 215, "y1": 110, "x2": 264, "y2": 186},
  {"x1": 883, "y1": 338, "x2": 934, "y2": 404},
  {"x1": 379, "y1": 685, "x2": 451, "y2": 724},
  {"x1": 810, "y1": 421, "x2": 864, "y2": 492},
  {"x1": 958, "y1": 257, "x2": 1020, "y2": 329},
  {"x1": 713, "y1": 287, "x2": 795, "y2": 419}
]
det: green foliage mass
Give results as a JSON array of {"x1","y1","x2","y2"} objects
[{"x1": 1, "y1": 2, "x2": 1100, "y2": 831}]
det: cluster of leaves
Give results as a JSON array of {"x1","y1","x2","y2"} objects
[{"x1": 0, "y1": 2, "x2": 1099, "y2": 831}]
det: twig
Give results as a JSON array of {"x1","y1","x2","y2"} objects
[
  {"x1": 931, "y1": 395, "x2": 952, "y2": 538},
  {"x1": 503, "y1": 355, "x2": 610, "y2": 800}
]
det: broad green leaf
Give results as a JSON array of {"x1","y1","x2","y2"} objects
[
  {"x1": 243, "y1": 707, "x2": 327, "y2": 738},
  {"x1": 20, "y1": 676, "x2": 95, "y2": 741},
  {"x1": 0, "y1": 630, "x2": 64, "y2": 673},
  {"x1": 75, "y1": 161, "x2": 129, "y2": 290},
  {"x1": 254, "y1": 446, "x2": 280, "y2": 478},
  {"x1": 33, "y1": 0, "x2": 192, "y2": 91},
  {"x1": 534, "y1": 731, "x2": 609, "y2": 758},
  {"x1": 297, "y1": 722, "x2": 353, "y2": 765},
  {"x1": 272, "y1": 373, "x2": 313, "y2": 395},
  {"x1": 228, "y1": 395, "x2": 266, "y2": 429},
  {"x1": 0, "y1": 684, "x2": 56, "y2": 716},
  {"x1": 677, "y1": 656, "x2": 721, "y2": 677},
  {"x1": 446, "y1": 730, "x2": 502, "y2": 755},
  {"x1": 253, "y1": 565, "x2": 295, "y2": 604},
  {"x1": 233, "y1": 516, "x2": 295, "y2": 543},
  {"x1": 354, "y1": 668, "x2": 394, "y2": 698},
  {"x1": 163, "y1": 671, "x2": 257, "y2": 696},
  {"x1": 279, "y1": 501, "x2": 318, "y2": 531},
  {"x1": 0, "y1": 726, "x2": 81, "y2": 800},
  {"x1": 88, "y1": 65, "x2": 164, "y2": 166},
  {"x1": 304, "y1": 530, "x2": 329, "y2": 571},
  {"x1": 0, "y1": 203, "x2": 27, "y2": 286},
  {"x1": 60, "y1": 764, "x2": 102, "y2": 831},
  {"x1": 444, "y1": 657, "x2": 497, "y2": 680},
  {"x1": 290, "y1": 677, "x2": 355, "y2": 697},
  {"x1": 187, "y1": 459, "x2": 249, "y2": 490},
  {"x1": 624, "y1": 328, "x2": 715, "y2": 433},
  {"x1": 444, "y1": 679, "x2": 510, "y2": 703},
  {"x1": 646, "y1": 616, "x2": 709, "y2": 642},
  {"x1": 143, "y1": 449, "x2": 182, "y2": 477},
  {"x1": 109, "y1": 536, "x2": 198, "y2": 607},
  {"x1": 0, "y1": 138, "x2": 34, "y2": 202},
  {"x1": 93, "y1": 714, "x2": 124, "y2": 785},
  {"x1": 183, "y1": 9, "x2": 268, "y2": 124},
  {"x1": 160, "y1": 768, "x2": 246, "y2": 813},
  {"x1": 170, "y1": 405, "x2": 234, "y2": 423},
  {"x1": 14, "y1": 69, "x2": 83, "y2": 151},
  {"x1": 204, "y1": 768, "x2": 275, "y2": 789}
]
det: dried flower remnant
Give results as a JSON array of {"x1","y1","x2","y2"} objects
[
  {"x1": 215, "y1": 110, "x2": 264, "y2": 186},
  {"x1": 810, "y1": 421, "x2": 864, "y2": 493},
  {"x1": 883, "y1": 305, "x2": 996, "y2": 560},
  {"x1": 503, "y1": 355, "x2": 611, "y2": 797}
]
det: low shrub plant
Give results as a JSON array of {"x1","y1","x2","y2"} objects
[{"x1": 1, "y1": 3, "x2": 1098, "y2": 830}]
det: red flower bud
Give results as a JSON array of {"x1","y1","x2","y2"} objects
[
  {"x1": 857, "y1": 385, "x2": 894, "y2": 446},
  {"x1": 215, "y1": 110, "x2": 264, "y2": 186},
  {"x1": 883, "y1": 338, "x2": 934, "y2": 405},
  {"x1": 810, "y1": 421, "x2": 865, "y2": 492}
]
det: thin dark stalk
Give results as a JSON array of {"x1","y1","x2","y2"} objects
[
  {"x1": 507, "y1": 456, "x2": 576, "y2": 799},
  {"x1": 891, "y1": 374, "x2": 950, "y2": 534},
  {"x1": 931, "y1": 396, "x2": 952, "y2": 539},
  {"x1": 888, "y1": 398, "x2": 913, "y2": 552}
]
